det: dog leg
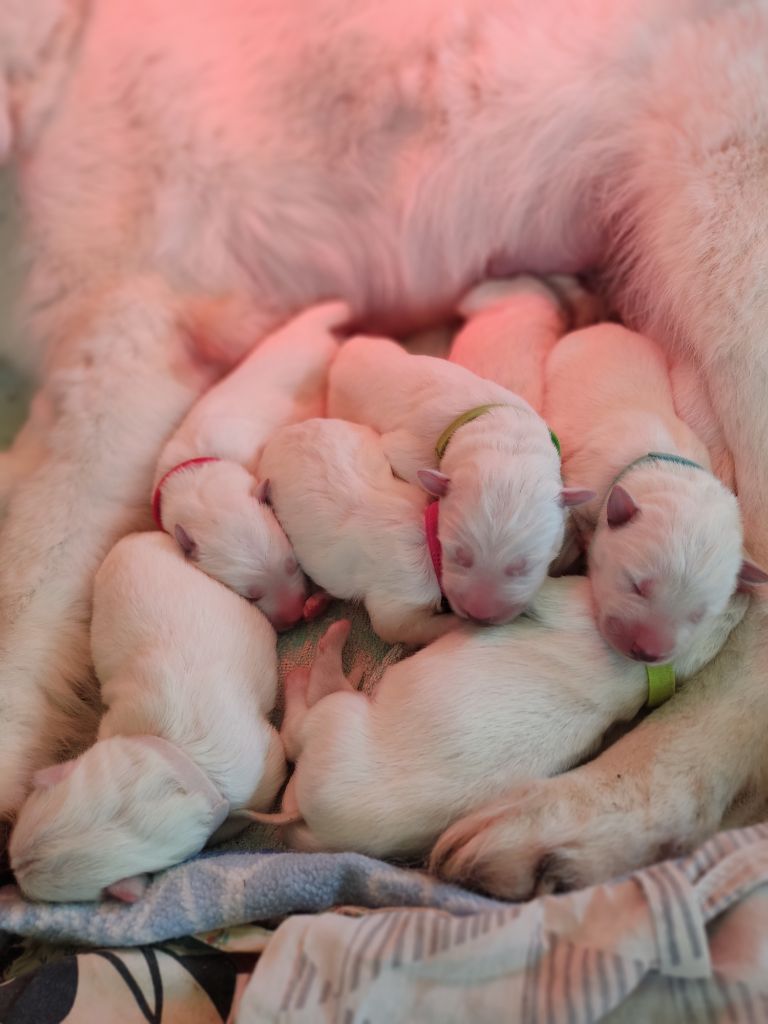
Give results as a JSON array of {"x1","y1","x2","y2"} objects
[{"x1": 0, "y1": 279, "x2": 219, "y2": 819}]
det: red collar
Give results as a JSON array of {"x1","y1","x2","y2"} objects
[
  {"x1": 152, "y1": 457, "x2": 221, "y2": 530},
  {"x1": 424, "y1": 499, "x2": 443, "y2": 592}
]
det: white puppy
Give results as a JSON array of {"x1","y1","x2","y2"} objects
[
  {"x1": 254, "y1": 581, "x2": 747, "y2": 860},
  {"x1": 544, "y1": 324, "x2": 766, "y2": 665},
  {"x1": 328, "y1": 336, "x2": 593, "y2": 625},
  {"x1": 153, "y1": 302, "x2": 349, "y2": 631},
  {"x1": 9, "y1": 532, "x2": 285, "y2": 903},
  {"x1": 259, "y1": 418, "x2": 457, "y2": 646},
  {"x1": 449, "y1": 274, "x2": 603, "y2": 412}
]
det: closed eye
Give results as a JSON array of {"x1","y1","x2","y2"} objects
[{"x1": 630, "y1": 578, "x2": 653, "y2": 598}]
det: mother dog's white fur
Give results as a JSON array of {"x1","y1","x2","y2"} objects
[
  {"x1": 9, "y1": 532, "x2": 285, "y2": 902},
  {"x1": 2, "y1": 0, "x2": 768, "y2": 894},
  {"x1": 264, "y1": 583, "x2": 747, "y2": 860}
]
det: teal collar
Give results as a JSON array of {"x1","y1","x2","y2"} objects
[{"x1": 611, "y1": 451, "x2": 705, "y2": 489}]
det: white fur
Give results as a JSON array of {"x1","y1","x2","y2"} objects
[
  {"x1": 259, "y1": 418, "x2": 456, "y2": 646},
  {"x1": 154, "y1": 301, "x2": 348, "y2": 628},
  {"x1": 450, "y1": 274, "x2": 603, "y2": 411},
  {"x1": 270, "y1": 583, "x2": 747, "y2": 859},
  {"x1": 9, "y1": 532, "x2": 285, "y2": 902},
  {"x1": 0, "y1": 0, "x2": 767, "y2": 886},
  {"x1": 669, "y1": 354, "x2": 736, "y2": 491},
  {"x1": 544, "y1": 323, "x2": 751, "y2": 664},
  {"x1": 328, "y1": 335, "x2": 577, "y2": 623}
]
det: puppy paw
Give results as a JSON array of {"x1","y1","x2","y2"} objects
[{"x1": 303, "y1": 590, "x2": 332, "y2": 621}]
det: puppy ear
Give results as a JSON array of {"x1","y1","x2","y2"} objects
[
  {"x1": 560, "y1": 487, "x2": 596, "y2": 508},
  {"x1": 174, "y1": 524, "x2": 198, "y2": 559},
  {"x1": 32, "y1": 760, "x2": 78, "y2": 789},
  {"x1": 737, "y1": 558, "x2": 768, "y2": 590},
  {"x1": 104, "y1": 874, "x2": 150, "y2": 903},
  {"x1": 252, "y1": 478, "x2": 271, "y2": 504},
  {"x1": 417, "y1": 469, "x2": 451, "y2": 497},
  {"x1": 606, "y1": 485, "x2": 639, "y2": 528}
]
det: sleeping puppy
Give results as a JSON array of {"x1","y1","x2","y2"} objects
[
  {"x1": 2, "y1": 0, "x2": 768, "y2": 892},
  {"x1": 260, "y1": 417, "x2": 458, "y2": 646},
  {"x1": 10, "y1": 532, "x2": 285, "y2": 902},
  {"x1": 249, "y1": 584, "x2": 747, "y2": 860},
  {"x1": 153, "y1": 301, "x2": 349, "y2": 631},
  {"x1": 328, "y1": 335, "x2": 593, "y2": 624},
  {"x1": 544, "y1": 324, "x2": 767, "y2": 665},
  {"x1": 449, "y1": 273, "x2": 602, "y2": 412}
]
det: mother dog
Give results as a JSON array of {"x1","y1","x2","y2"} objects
[{"x1": 1, "y1": 0, "x2": 766, "y2": 897}]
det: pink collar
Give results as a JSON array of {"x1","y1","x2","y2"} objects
[
  {"x1": 424, "y1": 500, "x2": 443, "y2": 592},
  {"x1": 135, "y1": 734, "x2": 230, "y2": 831},
  {"x1": 152, "y1": 457, "x2": 221, "y2": 531}
]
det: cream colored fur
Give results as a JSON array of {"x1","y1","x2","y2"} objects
[
  {"x1": 0, "y1": 0, "x2": 766, "y2": 895},
  {"x1": 9, "y1": 532, "x2": 285, "y2": 902}
]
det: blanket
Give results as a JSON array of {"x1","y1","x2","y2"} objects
[{"x1": 2, "y1": 822, "x2": 768, "y2": 1022}]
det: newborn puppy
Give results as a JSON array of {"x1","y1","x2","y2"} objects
[
  {"x1": 260, "y1": 418, "x2": 457, "y2": 646},
  {"x1": 450, "y1": 274, "x2": 602, "y2": 412},
  {"x1": 10, "y1": 533, "x2": 285, "y2": 903},
  {"x1": 153, "y1": 301, "x2": 349, "y2": 630},
  {"x1": 253, "y1": 582, "x2": 747, "y2": 860},
  {"x1": 328, "y1": 335, "x2": 592, "y2": 625},
  {"x1": 544, "y1": 324, "x2": 767, "y2": 664}
]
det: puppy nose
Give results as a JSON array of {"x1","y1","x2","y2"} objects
[
  {"x1": 629, "y1": 643, "x2": 671, "y2": 664},
  {"x1": 272, "y1": 592, "x2": 306, "y2": 632},
  {"x1": 460, "y1": 595, "x2": 524, "y2": 626},
  {"x1": 461, "y1": 592, "x2": 501, "y2": 622}
]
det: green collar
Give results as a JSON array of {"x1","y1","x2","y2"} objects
[
  {"x1": 435, "y1": 405, "x2": 561, "y2": 461},
  {"x1": 646, "y1": 663, "x2": 676, "y2": 708},
  {"x1": 612, "y1": 451, "x2": 705, "y2": 488}
]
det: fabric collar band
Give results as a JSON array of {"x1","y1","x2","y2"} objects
[
  {"x1": 424, "y1": 500, "x2": 443, "y2": 590},
  {"x1": 152, "y1": 457, "x2": 221, "y2": 531},
  {"x1": 134, "y1": 735, "x2": 230, "y2": 831},
  {"x1": 612, "y1": 451, "x2": 705, "y2": 490},
  {"x1": 435, "y1": 405, "x2": 561, "y2": 461},
  {"x1": 645, "y1": 663, "x2": 676, "y2": 709}
]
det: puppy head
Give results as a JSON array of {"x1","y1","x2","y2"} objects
[
  {"x1": 0, "y1": 0, "x2": 85, "y2": 161},
  {"x1": 419, "y1": 456, "x2": 591, "y2": 625},
  {"x1": 163, "y1": 460, "x2": 308, "y2": 631},
  {"x1": 589, "y1": 469, "x2": 764, "y2": 664},
  {"x1": 10, "y1": 736, "x2": 227, "y2": 903}
]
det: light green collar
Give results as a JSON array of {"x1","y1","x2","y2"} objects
[
  {"x1": 646, "y1": 663, "x2": 676, "y2": 708},
  {"x1": 435, "y1": 405, "x2": 561, "y2": 461}
]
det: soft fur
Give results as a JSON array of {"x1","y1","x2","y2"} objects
[
  {"x1": 544, "y1": 323, "x2": 763, "y2": 664},
  {"x1": 259, "y1": 417, "x2": 456, "y2": 645},
  {"x1": 262, "y1": 584, "x2": 747, "y2": 859},
  {"x1": 328, "y1": 334, "x2": 591, "y2": 623},
  {"x1": 9, "y1": 533, "x2": 285, "y2": 902},
  {"x1": 154, "y1": 301, "x2": 348, "y2": 629},
  {"x1": 449, "y1": 273, "x2": 602, "y2": 411},
  {"x1": 1, "y1": 0, "x2": 768, "y2": 893}
]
